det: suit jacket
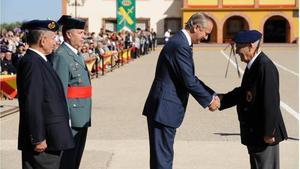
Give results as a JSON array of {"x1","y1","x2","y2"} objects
[
  {"x1": 143, "y1": 31, "x2": 215, "y2": 128},
  {"x1": 1, "y1": 59, "x2": 16, "y2": 74},
  {"x1": 11, "y1": 53, "x2": 23, "y2": 69},
  {"x1": 17, "y1": 49, "x2": 74, "y2": 151},
  {"x1": 51, "y1": 43, "x2": 92, "y2": 128},
  {"x1": 220, "y1": 52, "x2": 288, "y2": 146}
]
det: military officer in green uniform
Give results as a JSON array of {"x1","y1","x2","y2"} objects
[{"x1": 50, "y1": 15, "x2": 92, "y2": 169}]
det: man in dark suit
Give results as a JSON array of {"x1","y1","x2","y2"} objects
[
  {"x1": 12, "y1": 42, "x2": 26, "y2": 68},
  {"x1": 218, "y1": 30, "x2": 288, "y2": 169},
  {"x1": 17, "y1": 20, "x2": 74, "y2": 169},
  {"x1": 1, "y1": 49, "x2": 16, "y2": 74},
  {"x1": 142, "y1": 13, "x2": 220, "y2": 169},
  {"x1": 51, "y1": 15, "x2": 92, "y2": 169}
]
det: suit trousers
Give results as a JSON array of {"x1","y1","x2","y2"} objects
[
  {"x1": 22, "y1": 149, "x2": 61, "y2": 169},
  {"x1": 147, "y1": 118, "x2": 176, "y2": 169},
  {"x1": 247, "y1": 144, "x2": 279, "y2": 169},
  {"x1": 59, "y1": 127, "x2": 88, "y2": 169}
]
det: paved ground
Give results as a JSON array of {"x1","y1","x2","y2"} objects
[{"x1": 1, "y1": 44, "x2": 299, "y2": 169}]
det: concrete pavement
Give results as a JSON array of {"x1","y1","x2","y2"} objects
[{"x1": 1, "y1": 45, "x2": 298, "y2": 169}]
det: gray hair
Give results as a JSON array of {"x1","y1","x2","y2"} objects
[
  {"x1": 26, "y1": 30, "x2": 48, "y2": 45},
  {"x1": 185, "y1": 12, "x2": 212, "y2": 30},
  {"x1": 252, "y1": 39, "x2": 261, "y2": 47}
]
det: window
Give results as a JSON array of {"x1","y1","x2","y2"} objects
[
  {"x1": 103, "y1": 18, "x2": 117, "y2": 32},
  {"x1": 136, "y1": 18, "x2": 150, "y2": 31},
  {"x1": 164, "y1": 17, "x2": 182, "y2": 34}
]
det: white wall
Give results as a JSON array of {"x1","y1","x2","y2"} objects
[
  {"x1": 66, "y1": 0, "x2": 182, "y2": 37},
  {"x1": 67, "y1": 0, "x2": 117, "y2": 34}
]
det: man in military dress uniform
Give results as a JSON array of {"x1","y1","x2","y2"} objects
[
  {"x1": 50, "y1": 15, "x2": 92, "y2": 169},
  {"x1": 219, "y1": 30, "x2": 288, "y2": 169},
  {"x1": 17, "y1": 20, "x2": 74, "y2": 169}
]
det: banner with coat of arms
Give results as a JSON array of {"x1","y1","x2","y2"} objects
[{"x1": 117, "y1": 0, "x2": 136, "y2": 32}]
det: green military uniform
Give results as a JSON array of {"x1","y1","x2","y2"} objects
[
  {"x1": 52, "y1": 42, "x2": 92, "y2": 128},
  {"x1": 51, "y1": 42, "x2": 92, "y2": 169},
  {"x1": 52, "y1": 16, "x2": 91, "y2": 169}
]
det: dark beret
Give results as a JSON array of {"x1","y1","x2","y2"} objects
[
  {"x1": 0, "y1": 46, "x2": 12, "y2": 53},
  {"x1": 0, "y1": 46, "x2": 7, "y2": 53},
  {"x1": 21, "y1": 20, "x2": 59, "y2": 32},
  {"x1": 58, "y1": 15, "x2": 85, "y2": 30},
  {"x1": 57, "y1": 15, "x2": 72, "y2": 25},
  {"x1": 234, "y1": 30, "x2": 262, "y2": 44}
]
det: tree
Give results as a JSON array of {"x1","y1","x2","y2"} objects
[{"x1": 0, "y1": 22, "x2": 22, "y2": 32}]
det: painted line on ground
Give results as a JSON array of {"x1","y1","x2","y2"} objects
[
  {"x1": 220, "y1": 50, "x2": 299, "y2": 120},
  {"x1": 272, "y1": 61, "x2": 298, "y2": 77}
]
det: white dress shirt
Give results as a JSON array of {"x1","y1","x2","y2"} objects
[
  {"x1": 64, "y1": 42, "x2": 78, "y2": 55},
  {"x1": 28, "y1": 48, "x2": 47, "y2": 62},
  {"x1": 247, "y1": 51, "x2": 262, "y2": 70},
  {"x1": 181, "y1": 29, "x2": 192, "y2": 46}
]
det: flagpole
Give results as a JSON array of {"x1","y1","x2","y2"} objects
[{"x1": 75, "y1": 0, "x2": 78, "y2": 17}]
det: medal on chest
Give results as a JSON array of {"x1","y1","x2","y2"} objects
[{"x1": 246, "y1": 91, "x2": 253, "y2": 102}]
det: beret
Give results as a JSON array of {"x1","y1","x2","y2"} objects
[
  {"x1": 0, "y1": 46, "x2": 12, "y2": 53},
  {"x1": 234, "y1": 30, "x2": 262, "y2": 44},
  {"x1": 21, "y1": 20, "x2": 59, "y2": 32}
]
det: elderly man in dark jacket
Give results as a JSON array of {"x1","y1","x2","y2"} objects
[
  {"x1": 17, "y1": 20, "x2": 74, "y2": 169},
  {"x1": 219, "y1": 30, "x2": 288, "y2": 169}
]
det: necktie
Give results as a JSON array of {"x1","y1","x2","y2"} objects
[
  {"x1": 47, "y1": 60, "x2": 53, "y2": 67},
  {"x1": 244, "y1": 67, "x2": 250, "y2": 75}
]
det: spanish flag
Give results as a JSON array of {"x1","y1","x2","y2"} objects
[{"x1": 0, "y1": 75, "x2": 17, "y2": 99}]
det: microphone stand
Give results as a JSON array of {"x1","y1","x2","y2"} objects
[{"x1": 224, "y1": 41, "x2": 241, "y2": 78}]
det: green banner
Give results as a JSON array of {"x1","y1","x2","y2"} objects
[{"x1": 117, "y1": 0, "x2": 136, "y2": 32}]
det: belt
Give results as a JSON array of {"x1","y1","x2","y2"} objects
[{"x1": 67, "y1": 86, "x2": 92, "y2": 98}]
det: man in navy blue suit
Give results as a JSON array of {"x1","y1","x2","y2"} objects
[
  {"x1": 143, "y1": 13, "x2": 220, "y2": 169},
  {"x1": 17, "y1": 20, "x2": 74, "y2": 169}
]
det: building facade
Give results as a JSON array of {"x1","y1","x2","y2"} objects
[
  {"x1": 62, "y1": 0, "x2": 299, "y2": 43},
  {"x1": 183, "y1": 0, "x2": 299, "y2": 43},
  {"x1": 62, "y1": 0, "x2": 182, "y2": 38}
]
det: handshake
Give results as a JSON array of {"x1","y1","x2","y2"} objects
[{"x1": 208, "y1": 95, "x2": 222, "y2": 112}]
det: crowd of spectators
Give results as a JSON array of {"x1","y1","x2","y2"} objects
[
  {"x1": 0, "y1": 29, "x2": 27, "y2": 75},
  {"x1": 0, "y1": 27, "x2": 157, "y2": 75}
]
